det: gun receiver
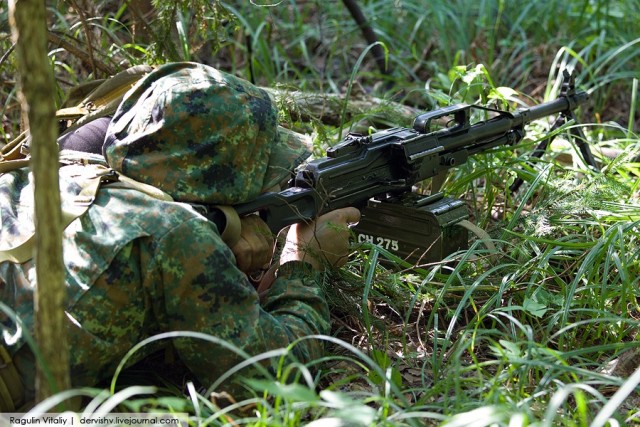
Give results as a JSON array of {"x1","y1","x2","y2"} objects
[{"x1": 229, "y1": 72, "x2": 593, "y2": 263}]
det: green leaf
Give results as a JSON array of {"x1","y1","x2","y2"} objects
[
  {"x1": 243, "y1": 379, "x2": 319, "y2": 402},
  {"x1": 492, "y1": 339, "x2": 523, "y2": 360},
  {"x1": 368, "y1": 368, "x2": 403, "y2": 388},
  {"x1": 370, "y1": 348, "x2": 390, "y2": 369},
  {"x1": 523, "y1": 297, "x2": 548, "y2": 318},
  {"x1": 318, "y1": 391, "x2": 377, "y2": 425},
  {"x1": 319, "y1": 390, "x2": 357, "y2": 408}
]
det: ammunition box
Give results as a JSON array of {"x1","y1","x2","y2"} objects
[{"x1": 352, "y1": 193, "x2": 469, "y2": 265}]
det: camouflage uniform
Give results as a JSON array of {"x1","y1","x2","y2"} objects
[{"x1": 0, "y1": 62, "x2": 330, "y2": 401}]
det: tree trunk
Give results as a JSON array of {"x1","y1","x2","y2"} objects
[
  {"x1": 263, "y1": 87, "x2": 422, "y2": 128},
  {"x1": 9, "y1": 0, "x2": 71, "y2": 401}
]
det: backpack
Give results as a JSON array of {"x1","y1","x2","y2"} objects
[{"x1": 0, "y1": 64, "x2": 153, "y2": 166}]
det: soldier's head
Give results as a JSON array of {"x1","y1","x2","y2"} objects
[{"x1": 104, "y1": 62, "x2": 311, "y2": 204}]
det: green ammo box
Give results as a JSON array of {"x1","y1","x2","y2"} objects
[{"x1": 352, "y1": 192, "x2": 469, "y2": 265}]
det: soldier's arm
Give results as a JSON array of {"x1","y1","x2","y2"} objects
[{"x1": 151, "y1": 215, "x2": 331, "y2": 387}]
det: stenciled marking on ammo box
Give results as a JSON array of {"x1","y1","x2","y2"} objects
[{"x1": 352, "y1": 194, "x2": 469, "y2": 264}]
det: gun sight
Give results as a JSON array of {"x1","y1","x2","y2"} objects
[{"x1": 326, "y1": 133, "x2": 373, "y2": 158}]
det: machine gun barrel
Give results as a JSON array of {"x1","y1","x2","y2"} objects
[
  {"x1": 525, "y1": 89, "x2": 589, "y2": 121},
  {"x1": 417, "y1": 89, "x2": 590, "y2": 155}
]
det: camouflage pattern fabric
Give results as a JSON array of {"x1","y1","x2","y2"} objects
[
  {"x1": 1, "y1": 62, "x2": 330, "y2": 398},
  {"x1": 105, "y1": 62, "x2": 312, "y2": 204},
  {"x1": 0, "y1": 164, "x2": 330, "y2": 395}
]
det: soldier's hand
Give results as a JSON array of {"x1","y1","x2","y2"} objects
[
  {"x1": 231, "y1": 215, "x2": 275, "y2": 274},
  {"x1": 280, "y1": 207, "x2": 361, "y2": 270}
]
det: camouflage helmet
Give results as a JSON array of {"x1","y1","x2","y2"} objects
[{"x1": 104, "y1": 62, "x2": 311, "y2": 204}]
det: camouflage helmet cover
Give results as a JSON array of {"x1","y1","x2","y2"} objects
[{"x1": 104, "y1": 62, "x2": 311, "y2": 204}]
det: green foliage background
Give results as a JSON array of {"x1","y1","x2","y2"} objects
[{"x1": 1, "y1": 0, "x2": 639, "y2": 425}]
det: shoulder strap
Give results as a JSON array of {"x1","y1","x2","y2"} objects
[
  {"x1": 0, "y1": 164, "x2": 110, "y2": 264},
  {"x1": 0, "y1": 164, "x2": 177, "y2": 265},
  {"x1": 1, "y1": 132, "x2": 30, "y2": 174},
  {"x1": 0, "y1": 64, "x2": 154, "y2": 167},
  {"x1": 0, "y1": 159, "x2": 29, "y2": 175},
  {"x1": 57, "y1": 64, "x2": 154, "y2": 135},
  {"x1": 0, "y1": 131, "x2": 30, "y2": 173}
]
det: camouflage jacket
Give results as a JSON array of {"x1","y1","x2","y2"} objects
[{"x1": 0, "y1": 161, "x2": 330, "y2": 390}]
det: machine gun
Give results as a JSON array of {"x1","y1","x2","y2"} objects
[{"x1": 230, "y1": 71, "x2": 596, "y2": 264}]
